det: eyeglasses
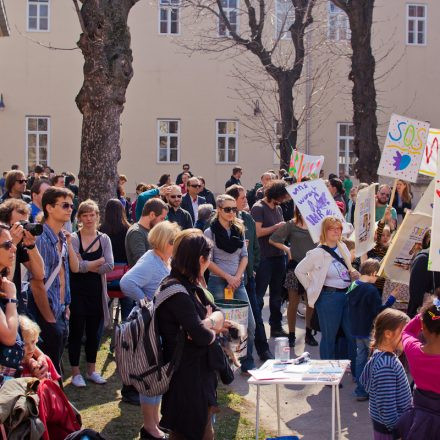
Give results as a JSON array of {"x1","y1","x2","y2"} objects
[
  {"x1": 55, "y1": 202, "x2": 74, "y2": 210},
  {"x1": 17, "y1": 179, "x2": 27, "y2": 184},
  {"x1": 0, "y1": 240, "x2": 14, "y2": 250},
  {"x1": 189, "y1": 184, "x2": 201, "y2": 188},
  {"x1": 169, "y1": 195, "x2": 182, "y2": 199},
  {"x1": 220, "y1": 207, "x2": 238, "y2": 213},
  {"x1": 327, "y1": 227, "x2": 342, "y2": 232}
]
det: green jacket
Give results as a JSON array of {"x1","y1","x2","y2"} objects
[{"x1": 240, "y1": 211, "x2": 260, "y2": 280}]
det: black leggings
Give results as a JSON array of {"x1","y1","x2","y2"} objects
[{"x1": 68, "y1": 313, "x2": 102, "y2": 366}]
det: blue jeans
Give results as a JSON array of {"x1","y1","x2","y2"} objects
[
  {"x1": 315, "y1": 291, "x2": 356, "y2": 368},
  {"x1": 355, "y1": 337, "x2": 370, "y2": 396},
  {"x1": 207, "y1": 275, "x2": 256, "y2": 370}
]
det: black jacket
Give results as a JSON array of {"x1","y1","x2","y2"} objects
[
  {"x1": 167, "y1": 206, "x2": 193, "y2": 230},
  {"x1": 176, "y1": 171, "x2": 193, "y2": 185},
  {"x1": 225, "y1": 176, "x2": 241, "y2": 189},
  {"x1": 0, "y1": 192, "x2": 31, "y2": 204},
  {"x1": 199, "y1": 188, "x2": 216, "y2": 208},
  {"x1": 181, "y1": 193, "x2": 206, "y2": 223}
]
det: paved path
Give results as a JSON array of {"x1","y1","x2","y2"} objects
[{"x1": 228, "y1": 298, "x2": 373, "y2": 439}]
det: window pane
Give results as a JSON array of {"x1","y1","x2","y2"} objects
[
  {"x1": 418, "y1": 20, "x2": 424, "y2": 32},
  {"x1": 408, "y1": 6, "x2": 416, "y2": 17},
  {"x1": 408, "y1": 20, "x2": 414, "y2": 31},
  {"x1": 28, "y1": 17, "x2": 37, "y2": 29},
  {"x1": 348, "y1": 124, "x2": 354, "y2": 136},
  {"x1": 160, "y1": 8, "x2": 167, "y2": 20},
  {"x1": 218, "y1": 122, "x2": 227, "y2": 134},
  {"x1": 159, "y1": 136, "x2": 168, "y2": 149},
  {"x1": 39, "y1": 18, "x2": 48, "y2": 30},
  {"x1": 28, "y1": 146, "x2": 36, "y2": 162},
  {"x1": 171, "y1": 8, "x2": 178, "y2": 20},
  {"x1": 339, "y1": 139, "x2": 345, "y2": 153},
  {"x1": 159, "y1": 121, "x2": 168, "y2": 134},
  {"x1": 170, "y1": 149, "x2": 178, "y2": 162},
  {"x1": 38, "y1": 118, "x2": 48, "y2": 131},
  {"x1": 28, "y1": 118, "x2": 37, "y2": 131},
  {"x1": 29, "y1": 4, "x2": 37, "y2": 16},
  {"x1": 171, "y1": 21, "x2": 178, "y2": 34},
  {"x1": 218, "y1": 137, "x2": 226, "y2": 150},
  {"x1": 160, "y1": 21, "x2": 168, "y2": 34},
  {"x1": 229, "y1": 0, "x2": 237, "y2": 8},
  {"x1": 408, "y1": 32, "x2": 414, "y2": 44},
  {"x1": 418, "y1": 32, "x2": 424, "y2": 44},
  {"x1": 39, "y1": 134, "x2": 47, "y2": 146},
  {"x1": 40, "y1": 4, "x2": 48, "y2": 17},
  {"x1": 169, "y1": 121, "x2": 178, "y2": 133},
  {"x1": 218, "y1": 149, "x2": 225, "y2": 162},
  {"x1": 227, "y1": 121, "x2": 236, "y2": 134},
  {"x1": 339, "y1": 124, "x2": 347, "y2": 136},
  {"x1": 170, "y1": 136, "x2": 178, "y2": 148},
  {"x1": 228, "y1": 137, "x2": 236, "y2": 150},
  {"x1": 28, "y1": 134, "x2": 37, "y2": 147},
  {"x1": 39, "y1": 147, "x2": 47, "y2": 161},
  {"x1": 228, "y1": 149, "x2": 236, "y2": 162},
  {"x1": 417, "y1": 6, "x2": 425, "y2": 17},
  {"x1": 159, "y1": 149, "x2": 168, "y2": 162}
]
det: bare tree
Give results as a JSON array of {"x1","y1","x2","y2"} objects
[
  {"x1": 72, "y1": 0, "x2": 139, "y2": 209},
  {"x1": 331, "y1": 0, "x2": 380, "y2": 182}
]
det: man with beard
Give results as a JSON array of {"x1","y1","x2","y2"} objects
[
  {"x1": 166, "y1": 185, "x2": 193, "y2": 230},
  {"x1": 375, "y1": 184, "x2": 397, "y2": 232}
]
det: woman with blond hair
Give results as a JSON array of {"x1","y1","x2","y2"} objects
[
  {"x1": 295, "y1": 216, "x2": 358, "y2": 365},
  {"x1": 120, "y1": 220, "x2": 180, "y2": 440},
  {"x1": 69, "y1": 199, "x2": 114, "y2": 387}
]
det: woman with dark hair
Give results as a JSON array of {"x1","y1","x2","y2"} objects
[
  {"x1": 158, "y1": 174, "x2": 171, "y2": 187},
  {"x1": 328, "y1": 178, "x2": 346, "y2": 213},
  {"x1": 393, "y1": 179, "x2": 412, "y2": 225},
  {"x1": 157, "y1": 229, "x2": 225, "y2": 440}
]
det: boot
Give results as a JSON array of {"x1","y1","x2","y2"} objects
[
  {"x1": 305, "y1": 327, "x2": 318, "y2": 346},
  {"x1": 288, "y1": 332, "x2": 296, "y2": 348}
]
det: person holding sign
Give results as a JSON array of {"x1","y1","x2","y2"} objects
[
  {"x1": 375, "y1": 185, "x2": 397, "y2": 232},
  {"x1": 295, "y1": 217, "x2": 358, "y2": 367}
]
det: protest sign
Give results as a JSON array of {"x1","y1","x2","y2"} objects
[
  {"x1": 380, "y1": 212, "x2": 432, "y2": 285},
  {"x1": 286, "y1": 179, "x2": 347, "y2": 243},
  {"x1": 428, "y1": 170, "x2": 440, "y2": 271},
  {"x1": 354, "y1": 184, "x2": 376, "y2": 257},
  {"x1": 289, "y1": 151, "x2": 324, "y2": 182},
  {"x1": 414, "y1": 178, "x2": 435, "y2": 216},
  {"x1": 419, "y1": 128, "x2": 440, "y2": 177},
  {"x1": 377, "y1": 114, "x2": 430, "y2": 182}
]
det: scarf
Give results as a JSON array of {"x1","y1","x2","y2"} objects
[{"x1": 210, "y1": 218, "x2": 244, "y2": 254}]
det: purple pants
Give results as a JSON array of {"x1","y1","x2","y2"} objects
[{"x1": 373, "y1": 431, "x2": 393, "y2": 440}]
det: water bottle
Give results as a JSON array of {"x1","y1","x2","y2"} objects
[{"x1": 274, "y1": 337, "x2": 290, "y2": 361}]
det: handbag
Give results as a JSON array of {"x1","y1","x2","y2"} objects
[{"x1": 106, "y1": 263, "x2": 129, "y2": 291}]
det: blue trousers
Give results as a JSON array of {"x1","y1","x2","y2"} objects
[{"x1": 355, "y1": 337, "x2": 370, "y2": 396}]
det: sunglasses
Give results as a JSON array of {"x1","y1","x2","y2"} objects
[
  {"x1": 189, "y1": 184, "x2": 201, "y2": 188},
  {"x1": 55, "y1": 202, "x2": 74, "y2": 210},
  {"x1": 17, "y1": 179, "x2": 28, "y2": 184},
  {"x1": 0, "y1": 240, "x2": 14, "y2": 251},
  {"x1": 221, "y1": 207, "x2": 238, "y2": 213},
  {"x1": 169, "y1": 195, "x2": 182, "y2": 199}
]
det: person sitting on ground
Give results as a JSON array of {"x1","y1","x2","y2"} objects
[{"x1": 347, "y1": 259, "x2": 398, "y2": 401}]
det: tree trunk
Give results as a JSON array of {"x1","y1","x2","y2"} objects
[
  {"x1": 75, "y1": 0, "x2": 139, "y2": 211},
  {"x1": 277, "y1": 73, "x2": 298, "y2": 171}
]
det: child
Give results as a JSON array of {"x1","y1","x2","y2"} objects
[
  {"x1": 348, "y1": 259, "x2": 397, "y2": 401},
  {"x1": 360, "y1": 309, "x2": 411, "y2": 440},
  {"x1": 397, "y1": 297, "x2": 440, "y2": 439},
  {"x1": 19, "y1": 315, "x2": 60, "y2": 382}
]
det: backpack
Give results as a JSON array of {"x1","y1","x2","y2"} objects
[{"x1": 114, "y1": 279, "x2": 185, "y2": 397}]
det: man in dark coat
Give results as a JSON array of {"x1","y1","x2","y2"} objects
[{"x1": 181, "y1": 177, "x2": 206, "y2": 224}]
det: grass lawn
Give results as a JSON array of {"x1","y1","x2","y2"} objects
[{"x1": 63, "y1": 332, "x2": 271, "y2": 440}]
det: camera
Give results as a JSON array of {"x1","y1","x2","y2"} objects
[{"x1": 19, "y1": 220, "x2": 43, "y2": 236}]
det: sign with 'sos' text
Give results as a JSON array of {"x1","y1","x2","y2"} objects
[
  {"x1": 378, "y1": 114, "x2": 430, "y2": 182},
  {"x1": 419, "y1": 128, "x2": 440, "y2": 177}
]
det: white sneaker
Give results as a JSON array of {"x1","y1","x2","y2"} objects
[
  {"x1": 72, "y1": 374, "x2": 86, "y2": 388},
  {"x1": 86, "y1": 371, "x2": 107, "y2": 384}
]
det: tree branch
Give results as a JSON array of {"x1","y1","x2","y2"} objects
[{"x1": 72, "y1": 0, "x2": 87, "y2": 35}]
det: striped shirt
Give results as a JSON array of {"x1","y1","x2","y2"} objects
[{"x1": 360, "y1": 350, "x2": 412, "y2": 430}]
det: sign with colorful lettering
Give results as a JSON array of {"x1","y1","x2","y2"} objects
[
  {"x1": 428, "y1": 169, "x2": 440, "y2": 271},
  {"x1": 286, "y1": 179, "x2": 347, "y2": 243},
  {"x1": 419, "y1": 128, "x2": 440, "y2": 177},
  {"x1": 288, "y1": 151, "x2": 324, "y2": 182},
  {"x1": 377, "y1": 114, "x2": 430, "y2": 182},
  {"x1": 380, "y1": 212, "x2": 432, "y2": 285},
  {"x1": 354, "y1": 184, "x2": 376, "y2": 257}
]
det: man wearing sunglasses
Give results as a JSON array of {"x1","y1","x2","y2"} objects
[
  {"x1": 166, "y1": 185, "x2": 193, "y2": 230},
  {"x1": 375, "y1": 184, "x2": 397, "y2": 231},
  {"x1": 181, "y1": 177, "x2": 206, "y2": 224},
  {"x1": 27, "y1": 187, "x2": 80, "y2": 376},
  {"x1": 0, "y1": 170, "x2": 31, "y2": 204}
]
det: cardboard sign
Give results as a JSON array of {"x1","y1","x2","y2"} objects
[
  {"x1": 414, "y1": 179, "x2": 435, "y2": 216},
  {"x1": 377, "y1": 114, "x2": 430, "y2": 182},
  {"x1": 419, "y1": 128, "x2": 440, "y2": 177},
  {"x1": 380, "y1": 212, "x2": 432, "y2": 285},
  {"x1": 289, "y1": 151, "x2": 324, "y2": 182},
  {"x1": 428, "y1": 169, "x2": 440, "y2": 271},
  {"x1": 354, "y1": 184, "x2": 376, "y2": 257},
  {"x1": 286, "y1": 179, "x2": 347, "y2": 243}
]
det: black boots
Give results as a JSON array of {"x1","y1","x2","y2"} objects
[{"x1": 305, "y1": 327, "x2": 318, "y2": 346}]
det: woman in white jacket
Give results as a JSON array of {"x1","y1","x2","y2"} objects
[{"x1": 295, "y1": 216, "x2": 358, "y2": 366}]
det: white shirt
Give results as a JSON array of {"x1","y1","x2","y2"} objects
[
  {"x1": 191, "y1": 197, "x2": 199, "y2": 222},
  {"x1": 323, "y1": 248, "x2": 351, "y2": 289}
]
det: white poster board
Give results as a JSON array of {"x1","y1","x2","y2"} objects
[
  {"x1": 286, "y1": 179, "x2": 347, "y2": 243},
  {"x1": 289, "y1": 151, "x2": 324, "y2": 181},
  {"x1": 419, "y1": 128, "x2": 440, "y2": 177},
  {"x1": 354, "y1": 184, "x2": 376, "y2": 257},
  {"x1": 380, "y1": 212, "x2": 432, "y2": 285},
  {"x1": 414, "y1": 179, "x2": 435, "y2": 217},
  {"x1": 428, "y1": 170, "x2": 440, "y2": 272},
  {"x1": 377, "y1": 114, "x2": 430, "y2": 182}
]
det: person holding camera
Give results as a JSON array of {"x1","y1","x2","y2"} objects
[{"x1": 0, "y1": 199, "x2": 44, "y2": 315}]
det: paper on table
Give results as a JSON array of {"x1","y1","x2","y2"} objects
[
  {"x1": 248, "y1": 369, "x2": 288, "y2": 381},
  {"x1": 284, "y1": 363, "x2": 311, "y2": 374}
]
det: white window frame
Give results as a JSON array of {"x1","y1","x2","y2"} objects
[
  {"x1": 327, "y1": 1, "x2": 350, "y2": 42},
  {"x1": 157, "y1": 119, "x2": 180, "y2": 163},
  {"x1": 27, "y1": 0, "x2": 50, "y2": 32},
  {"x1": 25, "y1": 116, "x2": 51, "y2": 173},
  {"x1": 275, "y1": 0, "x2": 295, "y2": 40},
  {"x1": 218, "y1": 0, "x2": 239, "y2": 37},
  {"x1": 216, "y1": 120, "x2": 238, "y2": 164},
  {"x1": 406, "y1": 4, "x2": 427, "y2": 46},
  {"x1": 337, "y1": 122, "x2": 355, "y2": 176},
  {"x1": 158, "y1": 0, "x2": 181, "y2": 35}
]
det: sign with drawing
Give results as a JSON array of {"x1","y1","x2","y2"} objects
[
  {"x1": 354, "y1": 184, "x2": 376, "y2": 257},
  {"x1": 288, "y1": 151, "x2": 324, "y2": 182},
  {"x1": 286, "y1": 179, "x2": 347, "y2": 243},
  {"x1": 377, "y1": 114, "x2": 430, "y2": 182},
  {"x1": 419, "y1": 128, "x2": 440, "y2": 177}
]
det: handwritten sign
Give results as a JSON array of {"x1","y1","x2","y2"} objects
[
  {"x1": 354, "y1": 184, "x2": 376, "y2": 257},
  {"x1": 289, "y1": 151, "x2": 324, "y2": 182},
  {"x1": 380, "y1": 212, "x2": 432, "y2": 285},
  {"x1": 377, "y1": 114, "x2": 430, "y2": 182},
  {"x1": 419, "y1": 128, "x2": 440, "y2": 177},
  {"x1": 286, "y1": 179, "x2": 347, "y2": 243},
  {"x1": 414, "y1": 179, "x2": 435, "y2": 216},
  {"x1": 429, "y1": 169, "x2": 440, "y2": 271}
]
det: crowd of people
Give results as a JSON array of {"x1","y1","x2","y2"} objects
[{"x1": 0, "y1": 161, "x2": 438, "y2": 440}]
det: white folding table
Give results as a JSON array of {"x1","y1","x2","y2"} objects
[{"x1": 248, "y1": 360, "x2": 350, "y2": 440}]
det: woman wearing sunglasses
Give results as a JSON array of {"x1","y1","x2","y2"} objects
[{"x1": 204, "y1": 194, "x2": 256, "y2": 372}]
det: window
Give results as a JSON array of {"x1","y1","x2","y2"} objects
[
  {"x1": 159, "y1": 0, "x2": 180, "y2": 35},
  {"x1": 216, "y1": 120, "x2": 238, "y2": 163},
  {"x1": 407, "y1": 4, "x2": 427, "y2": 45},
  {"x1": 273, "y1": 122, "x2": 282, "y2": 163},
  {"x1": 218, "y1": 0, "x2": 238, "y2": 37},
  {"x1": 27, "y1": 0, "x2": 49, "y2": 32},
  {"x1": 327, "y1": 1, "x2": 350, "y2": 41},
  {"x1": 157, "y1": 120, "x2": 180, "y2": 163},
  {"x1": 26, "y1": 116, "x2": 50, "y2": 173},
  {"x1": 337, "y1": 122, "x2": 355, "y2": 176},
  {"x1": 275, "y1": 0, "x2": 295, "y2": 40}
]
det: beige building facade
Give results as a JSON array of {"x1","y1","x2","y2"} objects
[{"x1": 0, "y1": 0, "x2": 438, "y2": 194}]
